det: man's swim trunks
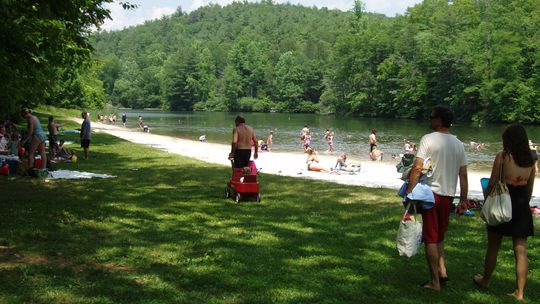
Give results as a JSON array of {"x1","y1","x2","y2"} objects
[{"x1": 234, "y1": 149, "x2": 251, "y2": 168}]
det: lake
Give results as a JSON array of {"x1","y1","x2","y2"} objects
[{"x1": 105, "y1": 110, "x2": 540, "y2": 170}]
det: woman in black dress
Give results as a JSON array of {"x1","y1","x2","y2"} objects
[{"x1": 473, "y1": 124, "x2": 536, "y2": 301}]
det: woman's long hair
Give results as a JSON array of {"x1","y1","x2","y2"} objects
[{"x1": 502, "y1": 123, "x2": 534, "y2": 167}]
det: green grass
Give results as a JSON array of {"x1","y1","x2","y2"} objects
[{"x1": 1, "y1": 110, "x2": 539, "y2": 303}]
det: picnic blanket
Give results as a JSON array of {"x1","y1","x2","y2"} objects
[{"x1": 47, "y1": 170, "x2": 115, "y2": 179}]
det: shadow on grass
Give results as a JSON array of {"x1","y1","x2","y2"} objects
[{"x1": 1, "y1": 132, "x2": 539, "y2": 303}]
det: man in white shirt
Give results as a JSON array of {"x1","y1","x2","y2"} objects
[{"x1": 406, "y1": 105, "x2": 468, "y2": 291}]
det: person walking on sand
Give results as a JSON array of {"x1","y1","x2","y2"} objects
[
  {"x1": 406, "y1": 105, "x2": 468, "y2": 291},
  {"x1": 18, "y1": 108, "x2": 47, "y2": 169},
  {"x1": 47, "y1": 115, "x2": 63, "y2": 161},
  {"x1": 267, "y1": 131, "x2": 273, "y2": 151},
  {"x1": 122, "y1": 113, "x2": 127, "y2": 127},
  {"x1": 473, "y1": 124, "x2": 536, "y2": 301},
  {"x1": 80, "y1": 111, "x2": 91, "y2": 160},
  {"x1": 137, "y1": 115, "x2": 143, "y2": 129},
  {"x1": 229, "y1": 115, "x2": 258, "y2": 168},
  {"x1": 369, "y1": 128, "x2": 377, "y2": 152},
  {"x1": 324, "y1": 129, "x2": 334, "y2": 152}
]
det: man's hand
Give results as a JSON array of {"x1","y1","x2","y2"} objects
[
  {"x1": 228, "y1": 152, "x2": 234, "y2": 160},
  {"x1": 456, "y1": 199, "x2": 468, "y2": 215},
  {"x1": 253, "y1": 152, "x2": 258, "y2": 159}
]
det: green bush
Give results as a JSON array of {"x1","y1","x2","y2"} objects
[
  {"x1": 295, "y1": 101, "x2": 319, "y2": 113},
  {"x1": 193, "y1": 101, "x2": 206, "y2": 111}
]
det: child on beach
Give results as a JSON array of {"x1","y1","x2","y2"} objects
[
  {"x1": 327, "y1": 131, "x2": 334, "y2": 152},
  {"x1": 267, "y1": 131, "x2": 273, "y2": 151}
]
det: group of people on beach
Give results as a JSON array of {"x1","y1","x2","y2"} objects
[
  {"x1": 298, "y1": 125, "x2": 392, "y2": 174},
  {"x1": 228, "y1": 106, "x2": 537, "y2": 300},
  {"x1": 97, "y1": 112, "x2": 117, "y2": 125}
]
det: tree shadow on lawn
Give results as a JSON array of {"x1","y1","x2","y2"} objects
[{"x1": 1, "y1": 133, "x2": 539, "y2": 303}]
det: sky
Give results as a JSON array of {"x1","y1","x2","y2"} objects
[{"x1": 101, "y1": 0, "x2": 424, "y2": 31}]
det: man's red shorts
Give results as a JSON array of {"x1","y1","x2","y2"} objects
[{"x1": 422, "y1": 194, "x2": 454, "y2": 243}]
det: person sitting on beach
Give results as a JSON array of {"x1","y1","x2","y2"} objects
[
  {"x1": 55, "y1": 139, "x2": 74, "y2": 160},
  {"x1": 370, "y1": 147, "x2": 384, "y2": 161},
  {"x1": 333, "y1": 153, "x2": 361, "y2": 173},
  {"x1": 258, "y1": 139, "x2": 269, "y2": 152},
  {"x1": 306, "y1": 147, "x2": 327, "y2": 172},
  {"x1": 7, "y1": 131, "x2": 20, "y2": 156},
  {"x1": 334, "y1": 153, "x2": 348, "y2": 171}
]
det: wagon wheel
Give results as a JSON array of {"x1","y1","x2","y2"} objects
[
  {"x1": 235, "y1": 193, "x2": 241, "y2": 204},
  {"x1": 226, "y1": 187, "x2": 231, "y2": 198},
  {"x1": 256, "y1": 194, "x2": 261, "y2": 203}
]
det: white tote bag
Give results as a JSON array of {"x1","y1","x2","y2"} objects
[
  {"x1": 397, "y1": 202, "x2": 422, "y2": 258},
  {"x1": 480, "y1": 164, "x2": 512, "y2": 226}
]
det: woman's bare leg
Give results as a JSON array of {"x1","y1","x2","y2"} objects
[
  {"x1": 511, "y1": 238, "x2": 528, "y2": 301},
  {"x1": 475, "y1": 230, "x2": 502, "y2": 288}
]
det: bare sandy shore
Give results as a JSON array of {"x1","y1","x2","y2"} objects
[{"x1": 79, "y1": 119, "x2": 540, "y2": 204}]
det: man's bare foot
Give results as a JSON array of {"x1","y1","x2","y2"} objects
[
  {"x1": 507, "y1": 290, "x2": 524, "y2": 301},
  {"x1": 421, "y1": 280, "x2": 441, "y2": 291},
  {"x1": 473, "y1": 274, "x2": 489, "y2": 289}
]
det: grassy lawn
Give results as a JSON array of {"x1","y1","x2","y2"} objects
[{"x1": 1, "y1": 110, "x2": 539, "y2": 303}]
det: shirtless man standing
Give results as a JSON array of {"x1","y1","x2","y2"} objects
[
  {"x1": 229, "y1": 115, "x2": 258, "y2": 168},
  {"x1": 48, "y1": 115, "x2": 63, "y2": 161},
  {"x1": 369, "y1": 128, "x2": 377, "y2": 152}
]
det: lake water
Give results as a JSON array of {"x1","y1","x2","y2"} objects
[{"x1": 108, "y1": 110, "x2": 540, "y2": 170}]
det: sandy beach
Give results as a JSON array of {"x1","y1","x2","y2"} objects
[{"x1": 78, "y1": 119, "x2": 540, "y2": 204}]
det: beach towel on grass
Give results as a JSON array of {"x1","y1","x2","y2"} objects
[{"x1": 47, "y1": 170, "x2": 115, "y2": 179}]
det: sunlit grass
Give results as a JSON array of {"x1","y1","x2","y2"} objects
[{"x1": 1, "y1": 109, "x2": 539, "y2": 303}]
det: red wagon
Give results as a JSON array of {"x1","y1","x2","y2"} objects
[{"x1": 226, "y1": 161, "x2": 261, "y2": 203}]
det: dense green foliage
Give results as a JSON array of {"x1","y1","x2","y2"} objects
[
  {"x1": 0, "y1": 1, "x2": 136, "y2": 120},
  {"x1": 92, "y1": 0, "x2": 540, "y2": 123},
  {"x1": 2, "y1": 110, "x2": 539, "y2": 302}
]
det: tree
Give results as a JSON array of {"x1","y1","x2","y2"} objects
[
  {"x1": 0, "y1": 0, "x2": 135, "y2": 120},
  {"x1": 275, "y1": 51, "x2": 305, "y2": 111}
]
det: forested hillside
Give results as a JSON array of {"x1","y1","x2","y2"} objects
[{"x1": 92, "y1": 0, "x2": 540, "y2": 123}]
